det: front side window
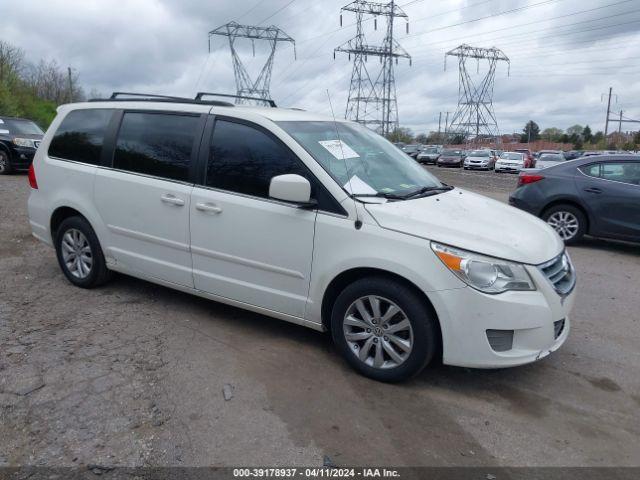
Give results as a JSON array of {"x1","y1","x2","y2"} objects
[
  {"x1": 49, "y1": 109, "x2": 113, "y2": 165},
  {"x1": 207, "y1": 119, "x2": 310, "y2": 198},
  {"x1": 277, "y1": 121, "x2": 442, "y2": 197},
  {"x1": 113, "y1": 112, "x2": 199, "y2": 182}
]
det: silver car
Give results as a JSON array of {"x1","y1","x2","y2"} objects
[{"x1": 495, "y1": 152, "x2": 526, "y2": 173}]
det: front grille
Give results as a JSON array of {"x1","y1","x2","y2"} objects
[
  {"x1": 554, "y1": 319, "x2": 565, "y2": 339},
  {"x1": 538, "y1": 251, "x2": 576, "y2": 296},
  {"x1": 486, "y1": 329, "x2": 514, "y2": 352}
]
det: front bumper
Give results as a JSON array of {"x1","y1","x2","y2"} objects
[
  {"x1": 465, "y1": 162, "x2": 490, "y2": 169},
  {"x1": 430, "y1": 262, "x2": 575, "y2": 368},
  {"x1": 495, "y1": 163, "x2": 522, "y2": 172},
  {"x1": 10, "y1": 146, "x2": 37, "y2": 170}
]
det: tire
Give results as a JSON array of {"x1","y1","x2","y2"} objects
[
  {"x1": 330, "y1": 276, "x2": 438, "y2": 382},
  {"x1": 0, "y1": 150, "x2": 12, "y2": 175},
  {"x1": 54, "y1": 216, "x2": 112, "y2": 288},
  {"x1": 542, "y1": 204, "x2": 587, "y2": 244}
]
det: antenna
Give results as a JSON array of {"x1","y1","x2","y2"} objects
[{"x1": 326, "y1": 89, "x2": 362, "y2": 230}]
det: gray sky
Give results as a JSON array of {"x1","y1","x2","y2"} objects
[{"x1": 3, "y1": 0, "x2": 640, "y2": 135}]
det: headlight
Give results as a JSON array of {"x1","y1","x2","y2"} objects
[
  {"x1": 431, "y1": 242, "x2": 535, "y2": 293},
  {"x1": 13, "y1": 138, "x2": 37, "y2": 148}
]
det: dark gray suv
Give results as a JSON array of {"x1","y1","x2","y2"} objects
[{"x1": 509, "y1": 155, "x2": 640, "y2": 244}]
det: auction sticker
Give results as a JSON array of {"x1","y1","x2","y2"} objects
[{"x1": 319, "y1": 140, "x2": 360, "y2": 160}]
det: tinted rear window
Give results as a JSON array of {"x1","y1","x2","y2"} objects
[
  {"x1": 49, "y1": 109, "x2": 113, "y2": 164},
  {"x1": 113, "y1": 112, "x2": 199, "y2": 182}
]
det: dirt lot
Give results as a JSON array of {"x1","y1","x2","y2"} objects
[{"x1": 1, "y1": 169, "x2": 639, "y2": 467}]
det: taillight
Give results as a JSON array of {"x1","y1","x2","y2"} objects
[
  {"x1": 28, "y1": 163, "x2": 38, "y2": 189},
  {"x1": 518, "y1": 173, "x2": 544, "y2": 187}
]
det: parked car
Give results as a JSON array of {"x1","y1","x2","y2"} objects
[
  {"x1": 535, "y1": 152, "x2": 567, "y2": 169},
  {"x1": 510, "y1": 155, "x2": 640, "y2": 243},
  {"x1": 402, "y1": 144, "x2": 420, "y2": 158},
  {"x1": 564, "y1": 150, "x2": 583, "y2": 160},
  {"x1": 514, "y1": 148, "x2": 535, "y2": 168},
  {"x1": 463, "y1": 149, "x2": 496, "y2": 170},
  {"x1": 495, "y1": 151, "x2": 526, "y2": 173},
  {"x1": 416, "y1": 146, "x2": 440, "y2": 164},
  {"x1": 0, "y1": 116, "x2": 44, "y2": 174},
  {"x1": 27, "y1": 93, "x2": 575, "y2": 382},
  {"x1": 437, "y1": 149, "x2": 465, "y2": 167}
]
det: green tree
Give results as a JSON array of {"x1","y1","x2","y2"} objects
[
  {"x1": 415, "y1": 133, "x2": 428, "y2": 144},
  {"x1": 520, "y1": 120, "x2": 540, "y2": 142},
  {"x1": 560, "y1": 134, "x2": 570, "y2": 144},
  {"x1": 385, "y1": 127, "x2": 414, "y2": 144},
  {"x1": 566, "y1": 124, "x2": 583, "y2": 137},
  {"x1": 582, "y1": 125, "x2": 593, "y2": 143},
  {"x1": 593, "y1": 131, "x2": 604, "y2": 145},
  {"x1": 541, "y1": 127, "x2": 563, "y2": 141}
]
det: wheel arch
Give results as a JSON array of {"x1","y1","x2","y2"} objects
[
  {"x1": 50, "y1": 206, "x2": 91, "y2": 240},
  {"x1": 320, "y1": 267, "x2": 443, "y2": 359}
]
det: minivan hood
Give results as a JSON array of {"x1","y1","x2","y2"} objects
[{"x1": 364, "y1": 189, "x2": 563, "y2": 265}]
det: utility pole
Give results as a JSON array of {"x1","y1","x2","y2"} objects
[
  {"x1": 437, "y1": 112, "x2": 442, "y2": 138},
  {"x1": 619, "y1": 110, "x2": 623, "y2": 134},
  {"x1": 335, "y1": 1, "x2": 411, "y2": 136},
  {"x1": 603, "y1": 87, "x2": 613, "y2": 139},
  {"x1": 67, "y1": 67, "x2": 73, "y2": 103},
  {"x1": 209, "y1": 22, "x2": 295, "y2": 104}
]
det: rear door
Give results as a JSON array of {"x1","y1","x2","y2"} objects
[
  {"x1": 189, "y1": 116, "x2": 324, "y2": 318},
  {"x1": 576, "y1": 160, "x2": 640, "y2": 239},
  {"x1": 94, "y1": 110, "x2": 205, "y2": 287}
]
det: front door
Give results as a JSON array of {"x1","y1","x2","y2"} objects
[
  {"x1": 190, "y1": 118, "x2": 318, "y2": 318},
  {"x1": 576, "y1": 160, "x2": 640, "y2": 239}
]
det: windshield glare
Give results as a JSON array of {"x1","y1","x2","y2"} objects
[
  {"x1": 4, "y1": 119, "x2": 44, "y2": 135},
  {"x1": 443, "y1": 150, "x2": 462, "y2": 156},
  {"x1": 277, "y1": 121, "x2": 442, "y2": 196},
  {"x1": 500, "y1": 153, "x2": 524, "y2": 160},
  {"x1": 540, "y1": 154, "x2": 563, "y2": 161},
  {"x1": 469, "y1": 150, "x2": 490, "y2": 157}
]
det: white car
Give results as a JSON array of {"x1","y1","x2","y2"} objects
[
  {"x1": 463, "y1": 149, "x2": 496, "y2": 170},
  {"x1": 495, "y1": 151, "x2": 526, "y2": 173},
  {"x1": 27, "y1": 93, "x2": 576, "y2": 382}
]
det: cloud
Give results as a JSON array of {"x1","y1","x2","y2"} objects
[{"x1": 2, "y1": 0, "x2": 639, "y2": 134}]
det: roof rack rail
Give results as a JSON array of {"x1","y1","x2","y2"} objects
[
  {"x1": 88, "y1": 92, "x2": 235, "y2": 107},
  {"x1": 195, "y1": 92, "x2": 277, "y2": 108}
]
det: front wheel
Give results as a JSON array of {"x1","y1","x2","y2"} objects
[
  {"x1": 55, "y1": 216, "x2": 112, "y2": 288},
  {"x1": 0, "y1": 150, "x2": 12, "y2": 175},
  {"x1": 331, "y1": 277, "x2": 438, "y2": 382}
]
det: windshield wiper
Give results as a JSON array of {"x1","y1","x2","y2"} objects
[
  {"x1": 402, "y1": 185, "x2": 454, "y2": 199},
  {"x1": 352, "y1": 192, "x2": 408, "y2": 200}
]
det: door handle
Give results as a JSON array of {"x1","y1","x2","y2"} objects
[
  {"x1": 160, "y1": 194, "x2": 185, "y2": 206},
  {"x1": 195, "y1": 202, "x2": 222, "y2": 214},
  {"x1": 584, "y1": 187, "x2": 602, "y2": 194}
]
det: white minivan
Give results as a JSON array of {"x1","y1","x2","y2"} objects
[{"x1": 27, "y1": 93, "x2": 576, "y2": 382}]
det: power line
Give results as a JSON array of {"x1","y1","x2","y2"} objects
[
  {"x1": 235, "y1": 0, "x2": 269, "y2": 22},
  {"x1": 257, "y1": 0, "x2": 297, "y2": 25}
]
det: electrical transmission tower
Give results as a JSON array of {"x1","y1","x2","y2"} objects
[
  {"x1": 209, "y1": 21, "x2": 295, "y2": 105},
  {"x1": 334, "y1": 1, "x2": 411, "y2": 136},
  {"x1": 444, "y1": 44, "x2": 509, "y2": 142}
]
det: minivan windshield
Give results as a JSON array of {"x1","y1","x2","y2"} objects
[
  {"x1": 3, "y1": 119, "x2": 44, "y2": 135},
  {"x1": 278, "y1": 121, "x2": 444, "y2": 198}
]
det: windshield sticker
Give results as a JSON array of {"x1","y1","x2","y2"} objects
[
  {"x1": 0, "y1": 129, "x2": 9, "y2": 134},
  {"x1": 319, "y1": 140, "x2": 360, "y2": 160},
  {"x1": 343, "y1": 175, "x2": 377, "y2": 195}
]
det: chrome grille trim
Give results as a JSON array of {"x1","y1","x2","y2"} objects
[{"x1": 538, "y1": 251, "x2": 576, "y2": 296}]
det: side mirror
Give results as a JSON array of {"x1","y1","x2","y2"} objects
[{"x1": 269, "y1": 174, "x2": 315, "y2": 207}]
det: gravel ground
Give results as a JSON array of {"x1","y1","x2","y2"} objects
[{"x1": 1, "y1": 170, "x2": 639, "y2": 467}]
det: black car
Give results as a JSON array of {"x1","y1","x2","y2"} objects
[
  {"x1": 0, "y1": 116, "x2": 44, "y2": 174},
  {"x1": 509, "y1": 155, "x2": 640, "y2": 244}
]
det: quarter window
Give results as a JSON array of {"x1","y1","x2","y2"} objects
[
  {"x1": 601, "y1": 162, "x2": 640, "y2": 185},
  {"x1": 48, "y1": 109, "x2": 113, "y2": 165},
  {"x1": 207, "y1": 119, "x2": 310, "y2": 198},
  {"x1": 113, "y1": 112, "x2": 199, "y2": 182},
  {"x1": 580, "y1": 164, "x2": 601, "y2": 178}
]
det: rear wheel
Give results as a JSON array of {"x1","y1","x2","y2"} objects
[
  {"x1": 0, "y1": 150, "x2": 12, "y2": 175},
  {"x1": 331, "y1": 277, "x2": 438, "y2": 382},
  {"x1": 54, "y1": 216, "x2": 112, "y2": 288},
  {"x1": 542, "y1": 204, "x2": 587, "y2": 244}
]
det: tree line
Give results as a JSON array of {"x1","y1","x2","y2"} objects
[{"x1": 0, "y1": 40, "x2": 87, "y2": 127}]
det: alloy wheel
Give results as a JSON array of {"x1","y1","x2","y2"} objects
[
  {"x1": 61, "y1": 228, "x2": 93, "y2": 279},
  {"x1": 547, "y1": 211, "x2": 579, "y2": 240},
  {"x1": 0, "y1": 153, "x2": 7, "y2": 173},
  {"x1": 343, "y1": 295, "x2": 414, "y2": 369}
]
